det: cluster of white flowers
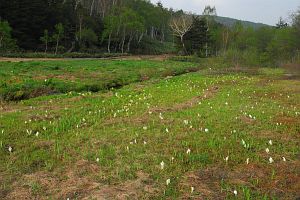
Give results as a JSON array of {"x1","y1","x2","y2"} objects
[{"x1": 241, "y1": 139, "x2": 250, "y2": 149}]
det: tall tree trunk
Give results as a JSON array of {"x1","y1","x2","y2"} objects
[
  {"x1": 121, "y1": 30, "x2": 125, "y2": 54},
  {"x1": 181, "y1": 35, "x2": 187, "y2": 55},
  {"x1": 44, "y1": 39, "x2": 48, "y2": 53},
  {"x1": 55, "y1": 37, "x2": 59, "y2": 55},
  {"x1": 67, "y1": 41, "x2": 75, "y2": 53},
  {"x1": 114, "y1": 43, "x2": 117, "y2": 52},
  {"x1": 172, "y1": 34, "x2": 175, "y2": 47},
  {"x1": 151, "y1": 27, "x2": 154, "y2": 39},
  {"x1": 223, "y1": 29, "x2": 229, "y2": 53},
  {"x1": 206, "y1": 28, "x2": 209, "y2": 57},
  {"x1": 161, "y1": 29, "x2": 165, "y2": 43},
  {"x1": 0, "y1": 36, "x2": 3, "y2": 48},
  {"x1": 127, "y1": 33, "x2": 133, "y2": 52},
  {"x1": 118, "y1": 39, "x2": 122, "y2": 51},
  {"x1": 108, "y1": 32, "x2": 112, "y2": 53},
  {"x1": 79, "y1": 15, "x2": 83, "y2": 41},
  {"x1": 138, "y1": 33, "x2": 144, "y2": 45},
  {"x1": 90, "y1": 0, "x2": 95, "y2": 16}
]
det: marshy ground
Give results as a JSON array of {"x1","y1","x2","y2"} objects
[{"x1": 0, "y1": 58, "x2": 299, "y2": 199}]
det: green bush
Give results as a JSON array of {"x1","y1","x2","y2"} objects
[
  {"x1": 222, "y1": 48, "x2": 261, "y2": 68},
  {"x1": 0, "y1": 20, "x2": 18, "y2": 53}
]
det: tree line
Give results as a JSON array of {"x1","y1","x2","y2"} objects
[
  {"x1": 0, "y1": 0, "x2": 174, "y2": 54},
  {"x1": 0, "y1": 0, "x2": 299, "y2": 65}
]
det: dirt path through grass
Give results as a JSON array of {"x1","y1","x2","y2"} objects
[{"x1": 0, "y1": 55, "x2": 172, "y2": 62}]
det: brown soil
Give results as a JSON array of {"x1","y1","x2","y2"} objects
[
  {"x1": 34, "y1": 140, "x2": 55, "y2": 149},
  {"x1": 0, "y1": 57, "x2": 65, "y2": 62},
  {"x1": 250, "y1": 131, "x2": 300, "y2": 150},
  {"x1": 83, "y1": 171, "x2": 158, "y2": 200},
  {"x1": 5, "y1": 160, "x2": 157, "y2": 199},
  {"x1": 240, "y1": 115, "x2": 256, "y2": 125},
  {"x1": 180, "y1": 161, "x2": 300, "y2": 199},
  {"x1": 275, "y1": 115, "x2": 300, "y2": 126},
  {"x1": 0, "y1": 55, "x2": 173, "y2": 63},
  {"x1": 0, "y1": 104, "x2": 19, "y2": 114}
]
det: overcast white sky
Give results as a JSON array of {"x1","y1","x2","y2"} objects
[{"x1": 150, "y1": 0, "x2": 299, "y2": 25}]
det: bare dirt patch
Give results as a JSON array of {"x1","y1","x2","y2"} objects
[
  {"x1": 5, "y1": 160, "x2": 157, "y2": 199},
  {"x1": 111, "y1": 54, "x2": 172, "y2": 61},
  {"x1": 180, "y1": 168, "x2": 225, "y2": 200},
  {"x1": 250, "y1": 129, "x2": 300, "y2": 144},
  {"x1": 240, "y1": 115, "x2": 256, "y2": 125},
  {"x1": 0, "y1": 104, "x2": 20, "y2": 114},
  {"x1": 0, "y1": 57, "x2": 65, "y2": 62},
  {"x1": 180, "y1": 161, "x2": 300, "y2": 199},
  {"x1": 281, "y1": 63, "x2": 300, "y2": 80},
  {"x1": 84, "y1": 171, "x2": 158, "y2": 200},
  {"x1": 35, "y1": 140, "x2": 55, "y2": 149},
  {"x1": 150, "y1": 86, "x2": 219, "y2": 113},
  {"x1": 0, "y1": 55, "x2": 173, "y2": 63},
  {"x1": 275, "y1": 115, "x2": 300, "y2": 126}
]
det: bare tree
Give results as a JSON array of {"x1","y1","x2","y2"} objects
[
  {"x1": 203, "y1": 6, "x2": 217, "y2": 57},
  {"x1": 222, "y1": 27, "x2": 229, "y2": 53},
  {"x1": 291, "y1": 8, "x2": 300, "y2": 31},
  {"x1": 76, "y1": 0, "x2": 122, "y2": 18},
  {"x1": 169, "y1": 15, "x2": 192, "y2": 54}
]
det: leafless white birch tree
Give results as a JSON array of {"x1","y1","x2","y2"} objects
[{"x1": 169, "y1": 15, "x2": 192, "y2": 54}]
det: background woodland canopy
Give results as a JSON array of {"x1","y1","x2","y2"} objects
[{"x1": 0, "y1": 0, "x2": 300, "y2": 66}]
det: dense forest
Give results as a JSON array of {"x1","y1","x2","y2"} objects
[{"x1": 0, "y1": 0, "x2": 300, "y2": 65}]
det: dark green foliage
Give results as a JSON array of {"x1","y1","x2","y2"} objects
[
  {"x1": 76, "y1": 28, "x2": 98, "y2": 49},
  {"x1": 53, "y1": 23, "x2": 64, "y2": 54},
  {"x1": 184, "y1": 17, "x2": 210, "y2": 56},
  {"x1": 132, "y1": 36, "x2": 176, "y2": 55},
  {"x1": 0, "y1": 0, "x2": 58, "y2": 49},
  {"x1": 40, "y1": 30, "x2": 50, "y2": 53},
  {"x1": 0, "y1": 0, "x2": 175, "y2": 54},
  {"x1": 0, "y1": 20, "x2": 17, "y2": 52},
  {"x1": 221, "y1": 15, "x2": 300, "y2": 67}
]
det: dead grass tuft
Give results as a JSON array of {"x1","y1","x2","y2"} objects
[
  {"x1": 180, "y1": 161, "x2": 300, "y2": 199},
  {"x1": 5, "y1": 160, "x2": 157, "y2": 199}
]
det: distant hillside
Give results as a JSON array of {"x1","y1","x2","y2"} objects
[{"x1": 214, "y1": 16, "x2": 270, "y2": 29}]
